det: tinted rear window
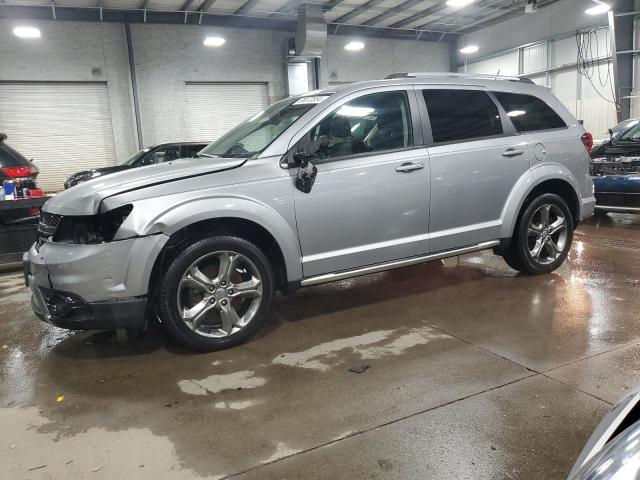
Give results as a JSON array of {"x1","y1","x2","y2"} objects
[
  {"x1": 493, "y1": 92, "x2": 566, "y2": 132},
  {"x1": 422, "y1": 89, "x2": 503, "y2": 143},
  {"x1": 0, "y1": 143, "x2": 31, "y2": 167}
]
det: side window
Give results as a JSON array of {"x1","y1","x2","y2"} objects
[
  {"x1": 145, "y1": 146, "x2": 181, "y2": 165},
  {"x1": 422, "y1": 89, "x2": 503, "y2": 143},
  {"x1": 307, "y1": 91, "x2": 413, "y2": 161},
  {"x1": 182, "y1": 145, "x2": 204, "y2": 158},
  {"x1": 493, "y1": 92, "x2": 566, "y2": 132}
]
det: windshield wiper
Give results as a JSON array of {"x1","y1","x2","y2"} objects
[{"x1": 198, "y1": 153, "x2": 220, "y2": 158}]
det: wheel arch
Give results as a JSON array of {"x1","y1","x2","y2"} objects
[
  {"x1": 500, "y1": 166, "x2": 581, "y2": 240},
  {"x1": 138, "y1": 198, "x2": 302, "y2": 297}
]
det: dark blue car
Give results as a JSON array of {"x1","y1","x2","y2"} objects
[
  {"x1": 592, "y1": 175, "x2": 640, "y2": 214},
  {"x1": 590, "y1": 119, "x2": 640, "y2": 214}
]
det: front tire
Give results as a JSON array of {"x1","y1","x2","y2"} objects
[
  {"x1": 157, "y1": 235, "x2": 275, "y2": 352},
  {"x1": 503, "y1": 193, "x2": 574, "y2": 275}
]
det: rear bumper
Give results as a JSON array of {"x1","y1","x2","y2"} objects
[{"x1": 580, "y1": 195, "x2": 596, "y2": 220}]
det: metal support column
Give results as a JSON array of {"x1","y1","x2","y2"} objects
[
  {"x1": 125, "y1": 22, "x2": 144, "y2": 149},
  {"x1": 611, "y1": 1, "x2": 635, "y2": 121}
]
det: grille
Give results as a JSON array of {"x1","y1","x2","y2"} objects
[
  {"x1": 36, "y1": 211, "x2": 62, "y2": 250},
  {"x1": 39, "y1": 211, "x2": 61, "y2": 227},
  {"x1": 590, "y1": 160, "x2": 640, "y2": 176}
]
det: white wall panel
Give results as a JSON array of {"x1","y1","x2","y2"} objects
[
  {"x1": 321, "y1": 36, "x2": 449, "y2": 85},
  {"x1": 0, "y1": 19, "x2": 136, "y2": 165},
  {"x1": 465, "y1": 51, "x2": 519, "y2": 76},
  {"x1": 528, "y1": 74, "x2": 547, "y2": 86},
  {"x1": 457, "y1": 0, "x2": 607, "y2": 61},
  {"x1": 185, "y1": 82, "x2": 269, "y2": 143},
  {"x1": 576, "y1": 98, "x2": 618, "y2": 137},
  {"x1": 523, "y1": 44, "x2": 546, "y2": 74},
  {"x1": 550, "y1": 37, "x2": 578, "y2": 68},
  {"x1": 0, "y1": 82, "x2": 116, "y2": 192},
  {"x1": 551, "y1": 70, "x2": 578, "y2": 105}
]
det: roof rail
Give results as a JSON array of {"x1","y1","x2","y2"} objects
[{"x1": 386, "y1": 72, "x2": 534, "y2": 84}]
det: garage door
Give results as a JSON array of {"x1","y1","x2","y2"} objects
[
  {"x1": 185, "y1": 82, "x2": 270, "y2": 142},
  {"x1": 0, "y1": 82, "x2": 116, "y2": 192}
]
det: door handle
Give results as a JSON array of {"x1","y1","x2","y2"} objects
[
  {"x1": 395, "y1": 161, "x2": 424, "y2": 173},
  {"x1": 502, "y1": 148, "x2": 524, "y2": 157}
]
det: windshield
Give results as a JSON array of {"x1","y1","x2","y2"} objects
[
  {"x1": 120, "y1": 148, "x2": 149, "y2": 166},
  {"x1": 199, "y1": 95, "x2": 331, "y2": 158},
  {"x1": 615, "y1": 119, "x2": 640, "y2": 140},
  {"x1": 620, "y1": 121, "x2": 640, "y2": 141}
]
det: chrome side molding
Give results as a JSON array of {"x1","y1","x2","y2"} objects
[{"x1": 301, "y1": 240, "x2": 500, "y2": 287}]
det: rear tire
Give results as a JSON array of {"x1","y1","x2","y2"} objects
[
  {"x1": 157, "y1": 235, "x2": 275, "y2": 352},
  {"x1": 503, "y1": 193, "x2": 574, "y2": 275}
]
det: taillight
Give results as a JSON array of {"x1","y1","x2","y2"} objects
[
  {"x1": 1, "y1": 165, "x2": 39, "y2": 178},
  {"x1": 581, "y1": 132, "x2": 593, "y2": 154}
]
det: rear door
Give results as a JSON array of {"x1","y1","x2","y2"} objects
[{"x1": 420, "y1": 87, "x2": 531, "y2": 252}]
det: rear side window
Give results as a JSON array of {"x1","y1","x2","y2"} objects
[
  {"x1": 0, "y1": 143, "x2": 31, "y2": 166},
  {"x1": 422, "y1": 89, "x2": 502, "y2": 143},
  {"x1": 493, "y1": 92, "x2": 566, "y2": 132}
]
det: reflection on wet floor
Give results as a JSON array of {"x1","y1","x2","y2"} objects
[{"x1": 0, "y1": 213, "x2": 639, "y2": 479}]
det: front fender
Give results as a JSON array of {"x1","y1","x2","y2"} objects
[
  {"x1": 116, "y1": 194, "x2": 302, "y2": 282},
  {"x1": 499, "y1": 163, "x2": 581, "y2": 239}
]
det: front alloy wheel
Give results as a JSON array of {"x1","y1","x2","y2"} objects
[
  {"x1": 177, "y1": 251, "x2": 263, "y2": 338},
  {"x1": 158, "y1": 236, "x2": 275, "y2": 351}
]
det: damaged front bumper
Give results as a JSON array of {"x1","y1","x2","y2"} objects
[{"x1": 24, "y1": 234, "x2": 168, "y2": 330}]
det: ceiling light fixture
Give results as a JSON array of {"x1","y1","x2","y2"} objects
[
  {"x1": 459, "y1": 45, "x2": 479, "y2": 54},
  {"x1": 203, "y1": 36, "x2": 226, "y2": 47},
  {"x1": 447, "y1": 0, "x2": 474, "y2": 7},
  {"x1": 13, "y1": 26, "x2": 41, "y2": 38},
  {"x1": 585, "y1": 3, "x2": 610, "y2": 14},
  {"x1": 344, "y1": 41, "x2": 365, "y2": 51}
]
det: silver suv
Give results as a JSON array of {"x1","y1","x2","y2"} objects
[{"x1": 24, "y1": 73, "x2": 595, "y2": 351}]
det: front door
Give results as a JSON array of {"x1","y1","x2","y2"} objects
[
  {"x1": 420, "y1": 87, "x2": 531, "y2": 252},
  {"x1": 292, "y1": 89, "x2": 430, "y2": 278}
]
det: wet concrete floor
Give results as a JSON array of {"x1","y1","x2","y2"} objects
[{"x1": 1, "y1": 213, "x2": 639, "y2": 479}]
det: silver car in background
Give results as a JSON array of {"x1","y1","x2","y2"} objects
[
  {"x1": 24, "y1": 73, "x2": 595, "y2": 351},
  {"x1": 568, "y1": 386, "x2": 640, "y2": 479}
]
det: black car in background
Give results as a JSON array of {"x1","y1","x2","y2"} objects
[{"x1": 64, "y1": 141, "x2": 209, "y2": 189}]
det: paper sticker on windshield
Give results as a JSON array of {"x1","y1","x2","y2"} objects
[{"x1": 294, "y1": 95, "x2": 329, "y2": 105}]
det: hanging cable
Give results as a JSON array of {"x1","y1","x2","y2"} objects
[{"x1": 576, "y1": 28, "x2": 619, "y2": 107}]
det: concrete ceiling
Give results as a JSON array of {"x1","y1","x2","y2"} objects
[{"x1": 0, "y1": 0, "x2": 526, "y2": 35}]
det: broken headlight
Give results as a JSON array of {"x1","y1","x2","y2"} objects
[
  {"x1": 99, "y1": 204, "x2": 133, "y2": 242},
  {"x1": 53, "y1": 204, "x2": 133, "y2": 244}
]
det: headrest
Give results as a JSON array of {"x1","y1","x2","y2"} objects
[{"x1": 330, "y1": 116, "x2": 352, "y2": 138}]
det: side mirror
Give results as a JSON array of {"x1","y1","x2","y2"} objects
[
  {"x1": 295, "y1": 159, "x2": 317, "y2": 193},
  {"x1": 292, "y1": 135, "x2": 327, "y2": 193}
]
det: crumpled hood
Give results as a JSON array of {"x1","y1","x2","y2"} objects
[
  {"x1": 45, "y1": 157, "x2": 246, "y2": 215},
  {"x1": 591, "y1": 141, "x2": 640, "y2": 158}
]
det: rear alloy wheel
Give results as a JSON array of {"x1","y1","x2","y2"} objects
[
  {"x1": 158, "y1": 236, "x2": 274, "y2": 351},
  {"x1": 504, "y1": 193, "x2": 574, "y2": 275}
]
